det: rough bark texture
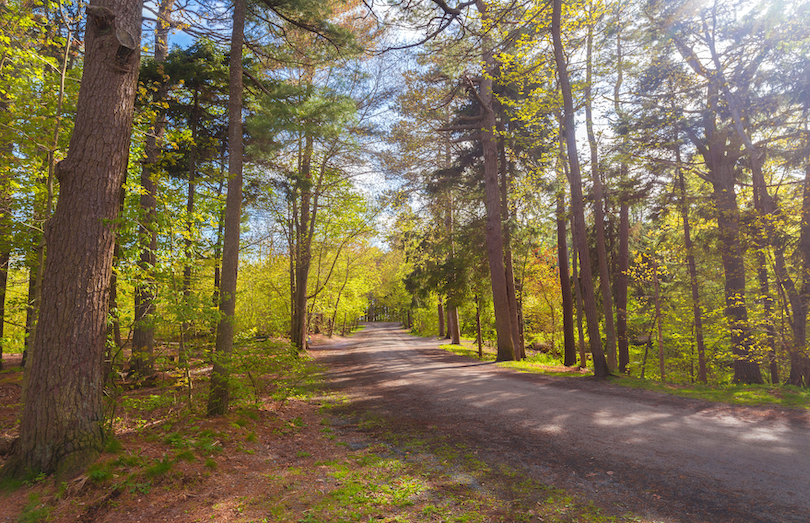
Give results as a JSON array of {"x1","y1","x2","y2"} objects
[
  {"x1": 207, "y1": 0, "x2": 244, "y2": 416},
  {"x1": 552, "y1": 0, "x2": 609, "y2": 377},
  {"x1": 132, "y1": 0, "x2": 174, "y2": 376},
  {"x1": 474, "y1": 0, "x2": 514, "y2": 361},
  {"x1": 712, "y1": 179, "x2": 761, "y2": 384},
  {"x1": 1, "y1": 0, "x2": 141, "y2": 479}
]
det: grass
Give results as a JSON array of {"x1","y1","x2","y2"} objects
[
  {"x1": 610, "y1": 375, "x2": 810, "y2": 409},
  {"x1": 436, "y1": 339, "x2": 810, "y2": 410}
]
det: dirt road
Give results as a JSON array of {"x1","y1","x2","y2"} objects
[{"x1": 311, "y1": 322, "x2": 810, "y2": 523}]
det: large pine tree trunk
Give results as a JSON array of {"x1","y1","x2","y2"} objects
[
  {"x1": 552, "y1": 0, "x2": 609, "y2": 377},
  {"x1": 712, "y1": 178, "x2": 761, "y2": 384},
  {"x1": 207, "y1": 0, "x2": 244, "y2": 416},
  {"x1": 474, "y1": 0, "x2": 514, "y2": 361},
  {"x1": 499, "y1": 134, "x2": 523, "y2": 359},
  {"x1": 1, "y1": 0, "x2": 142, "y2": 479}
]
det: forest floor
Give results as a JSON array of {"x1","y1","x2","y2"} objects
[
  {"x1": 0, "y1": 325, "x2": 808, "y2": 522},
  {"x1": 0, "y1": 335, "x2": 644, "y2": 523}
]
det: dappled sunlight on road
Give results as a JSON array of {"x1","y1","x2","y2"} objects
[{"x1": 312, "y1": 321, "x2": 810, "y2": 522}]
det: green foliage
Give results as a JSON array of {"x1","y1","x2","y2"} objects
[
  {"x1": 228, "y1": 338, "x2": 320, "y2": 408},
  {"x1": 17, "y1": 493, "x2": 50, "y2": 523}
]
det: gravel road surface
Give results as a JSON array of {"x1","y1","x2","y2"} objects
[{"x1": 311, "y1": 322, "x2": 810, "y2": 523}]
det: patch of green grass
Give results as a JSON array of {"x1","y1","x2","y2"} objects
[
  {"x1": 18, "y1": 493, "x2": 50, "y2": 523},
  {"x1": 87, "y1": 463, "x2": 113, "y2": 483},
  {"x1": 610, "y1": 376, "x2": 810, "y2": 409},
  {"x1": 144, "y1": 456, "x2": 173, "y2": 477},
  {"x1": 440, "y1": 343, "x2": 495, "y2": 362},
  {"x1": 174, "y1": 450, "x2": 196, "y2": 462},
  {"x1": 104, "y1": 437, "x2": 124, "y2": 454},
  {"x1": 204, "y1": 458, "x2": 217, "y2": 470}
]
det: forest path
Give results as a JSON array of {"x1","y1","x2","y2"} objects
[{"x1": 310, "y1": 322, "x2": 810, "y2": 523}]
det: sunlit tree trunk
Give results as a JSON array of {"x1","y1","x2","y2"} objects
[
  {"x1": 552, "y1": 0, "x2": 609, "y2": 377},
  {"x1": 208, "y1": 0, "x2": 245, "y2": 416},
  {"x1": 132, "y1": 0, "x2": 175, "y2": 377},
  {"x1": 1, "y1": 0, "x2": 142, "y2": 479},
  {"x1": 473, "y1": 0, "x2": 514, "y2": 361},
  {"x1": 584, "y1": 19, "x2": 617, "y2": 371},
  {"x1": 557, "y1": 191, "x2": 576, "y2": 367}
]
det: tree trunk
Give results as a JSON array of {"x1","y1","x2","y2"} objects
[
  {"x1": 475, "y1": 294, "x2": 483, "y2": 359},
  {"x1": 1, "y1": 0, "x2": 142, "y2": 479},
  {"x1": 437, "y1": 296, "x2": 445, "y2": 337},
  {"x1": 498, "y1": 132, "x2": 523, "y2": 359},
  {"x1": 653, "y1": 258, "x2": 664, "y2": 381},
  {"x1": 557, "y1": 192, "x2": 576, "y2": 367},
  {"x1": 207, "y1": 0, "x2": 244, "y2": 416},
  {"x1": 180, "y1": 91, "x2": 199, "y2": 366},
  {"x1": 291, "y1": 133, "x2": 314, "y2": 351},
  {"x1": 584, "y1": 21, "x2": 617, "y2": 371},
  {"x1": 132, "y1": 0, "x2": 174, "y2": 377},
  {"x1": 552, "y1": 0, "x2": 609, "y2": 377},
  {"x1": 675, "y1": 138, "x2": 707, "y2": 384},
  {"x1": 448, "y1": 307, "x2": 460, "y2": 345},
  {"x1": 613, "y1": 30, "x2": 630, "y2": 374},
  {"x1": 0, "y1": 248, "x2": 8, "y2": 371},
  {"x1": 474, "y1": 0, "x2": 514, "y2": 362},
  {"x1": 712, "y1": 178, "x2": 761, "y2": 384}
]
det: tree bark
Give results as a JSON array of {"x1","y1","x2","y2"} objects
[
  {"x1": 207, "y1": 0, "x2": 245, "y2": 416},
  {"x1": 291, "y1": 133, "x2": 314, "y2": 351},
  {"x1": 557, "y1": 191, "x2": 576, "y2": 367},
  {"x1": 474, "y1": 0, "x2": 514, "y2": 362},
  {"x1": 498, "y1": 132, "x2": 523, "y2": 359},
  {"x1": 1, "y1": 0, "x2": 142, "y2": 479},
  {"x1": 552, "y1": 0, "x2": 609, "y2": 377},
  {"x1": 585, "y1": 20, "x2": 617, "y2": 371}
]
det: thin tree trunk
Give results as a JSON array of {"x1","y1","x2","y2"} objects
[
  {"x1": 585, "y1": 20, "x2": 617, "y2": 371},
  {"x1": 652, "y1": 258, "x2": 665, "y2": 381},
  {"x1": 1, "y1": 0, "x2": 142, "y2": 479},
  {"x1": 675, "y1": 137, "x2": 707, "y2": 383},
  {"x1": 552, "y1": 0, "x2": 609, "y2": 377},
  {"x1": 0, "y1": 248, "x2": 8, "y2": 371},
  {"x1": 180, "y1": 92, "x2": 199, "y2": 366},
  {"x1": 291, "y1": 133, "x2": 314, "y2": 351},
  {"x1": 207, "y1": 0, "x2": 245, "y2": 416},
  {"x1": 438, "y1": 296, "x2": 445, "y2": 337},
  {"x1": 557, "y1": 192, "x2": 576, "y2": 367},
  {"x1": 475, "y1": 294, "x2": 483, "y2": 359},
  {"x1": 132, "y1": 0, "x2": 174, "y2": 377},
  {"x1": 613, "y1": 30, "x2": 630, "y2": 374}
]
